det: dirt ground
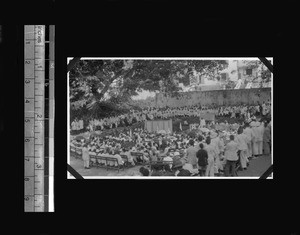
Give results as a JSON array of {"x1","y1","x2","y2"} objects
[{"x1": 68, "y1": 153, "x2": 272, "y2": 178}]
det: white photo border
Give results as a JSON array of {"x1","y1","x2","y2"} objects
[{"x1": 67, "y1": 57, "x2": 273, "y2": 179}]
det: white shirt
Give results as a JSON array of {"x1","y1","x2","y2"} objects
[
  {"x1": 235, "y1": 134, "x2": 248, "y2": 150},
  {"x1": 243, "y1": 127, "x2": 254, "y2": 143}
]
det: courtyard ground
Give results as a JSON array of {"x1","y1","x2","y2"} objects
[{"x1": 68, "y1": 153, "x2": 272, "y2": 178}]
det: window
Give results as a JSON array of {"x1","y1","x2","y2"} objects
[{"x1": 246, "y1": 68, "x2": 252, "y2": 75}]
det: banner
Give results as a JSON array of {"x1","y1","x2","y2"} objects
[
  {"x1": 199, "y1": 112, "x2": 215, "y2": 121},
  {"x1": 145, "y1": 119, "x2": 173, "y2": 133}
]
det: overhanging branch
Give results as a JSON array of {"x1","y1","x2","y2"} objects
[
  {"x1": 67, "y1": 57, "x2": 82, "y2": 73},
  {"x1": 258, "y1": 57, "x2": 273, "y2": 73}
]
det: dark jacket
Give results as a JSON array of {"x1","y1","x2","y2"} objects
[
  {"x1": 177, "y1": 169, "x2": 191, "y2": 176},
  {"x1": 196, "y1": 149, "x2": 208, "y2": 167}
]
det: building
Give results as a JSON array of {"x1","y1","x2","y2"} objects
[{"x1": 184, "y1": 59, "x2": 272, "y2": 91}]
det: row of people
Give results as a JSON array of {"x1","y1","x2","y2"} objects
[{"x1": 70, "y1": 101, "x2": 271, "y2": 133}]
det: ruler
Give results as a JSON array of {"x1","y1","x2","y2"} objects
[{"x1": 24, "y1": 25, "x2": 54, "y2": 212}]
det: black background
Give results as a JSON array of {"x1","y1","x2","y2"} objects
[{"x1": 0, "y1": 0, "x2": 298, "y2": 234}]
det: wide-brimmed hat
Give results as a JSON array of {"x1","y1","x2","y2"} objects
[{"x1": 172, "y1": 160, "x2": 184, "y2": 169}]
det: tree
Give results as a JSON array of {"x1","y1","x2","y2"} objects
[
  {"x1": 69, "y1": 59, "x2": 228, "y2": 118},
  {"x1": 243, "y1": 60, "x2": 271, "y2": 82}
]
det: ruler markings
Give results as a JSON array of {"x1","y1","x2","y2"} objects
[{"x1": 25, "y1": 25, "x2": 47, "y2": 212}]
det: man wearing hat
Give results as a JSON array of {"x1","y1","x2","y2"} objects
[
  {"x1": 163, "y1": 155, "x2": 173, "y2": 169},
  {"x1": 173, "y1": 161, "x2": 191, "y2": 176}
]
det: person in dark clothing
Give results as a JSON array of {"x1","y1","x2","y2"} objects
[
  {"x1": 151, "y1": 164, "x2": 164, "y2": 176},
  {"x1": 196, "y1": 143, "x2": 208, "y2": 176},
  {"x1": 163, "y1": 164, "x2": 175, "y2": 176},
  {"x1": 139, "y1": 166, "x2": 150, "y2": 176},
  {"x1": 173, "y1": 162, "x2": 191, "y2": 176}
]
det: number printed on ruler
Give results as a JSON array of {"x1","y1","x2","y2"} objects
[{"x1": 24, "y1": 25, "x2": 45, "y2": 212}]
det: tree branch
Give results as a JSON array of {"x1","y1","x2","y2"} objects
[{"x1": 67, "y1": 57, "x2": 81, "y2": 72}]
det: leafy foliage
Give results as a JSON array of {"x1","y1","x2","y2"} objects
[
  {"x1": 243, "y1": 60, "x2": 271, "y2": 82},
  {"x1": 69, "y1": 59, "x2": 228, "y2": 118}
]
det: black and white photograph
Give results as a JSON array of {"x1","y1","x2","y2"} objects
[{"x1": 67, "y1": 57, "x2": 273, "y2": 179}]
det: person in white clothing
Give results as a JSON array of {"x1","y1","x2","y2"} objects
[
  {"x1": 251, "y1": 121, "x2": 260, "y2": 157},
  {"x1": 200, "y1": 117, "x2": 206, "y2": 128},
  {"x1": 82, "y1": 143, "x2": 90, "y2": 169},
  {"x1": 243, "y1": 122, "x2": 254, "y2": 158},
  {"x1": 204, "y1": 137, "x2": 217, "y2": 177},
  {"x1": 256, "y1": 121, "x2": 265, "y2": 156},
  {"x1": 210, "y1": 131, "x2": 222, "y2": 173}
]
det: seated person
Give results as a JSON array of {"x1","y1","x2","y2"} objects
[
  {"x1": 97, "y1": 149, "x2": 109, "y2": 166},
  {"x1": 163, "y1": 164, "x2": 175, "y2": 176},
  {"x1": 139, "y1": 166, "x2": 150, "y2": 176},
  {"x1": 163, "y1": 155, "x2": 173, "y2": 169},
  {"x1": 151, "y1": 164, "x2": 164, "y2": 176},
  {"x1": 149, "y1": 149, "x2": 158, "y2": 162},
  {"x1": 88, "y1": 149, "x2": 97, "y2": 165},
  {"x1": 120, "y1": 148, "x2": 135, "y2": 166},
  {"x1": 173, "y1": 161, "x2": 191, "y2": 176},
  {"x1": 182, "y1": 163, "x2": 199, "y2": 175},
  {"x1": 111, "y1": 150, "x2": 124, "y2": 166}
]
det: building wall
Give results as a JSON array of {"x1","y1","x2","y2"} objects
[{"x1": 155, "y1": 88, "x2": 271, "y2": 107}]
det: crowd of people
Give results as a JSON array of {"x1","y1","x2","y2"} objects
[
  {"x1": 70, "y1": 100, "x2": 271, "y2": 134},
  {"x1": 70, "y1": 110, "x2": 272, "y2": 176}
]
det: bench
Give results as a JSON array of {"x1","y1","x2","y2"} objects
[
  {"x1": 120, "y1": 154, "x2": 135, "y2": 168},
  {"x1": 89, "y1": 155, "x2": 123, "y2": 172},
  {"x1": 70, "y1": 146, "x2": 82, "y2": 159},
  {"x1": 130, "y1": 152, "x2": 148, "y2": 165},
  {"x1": 70, "y1": 145, "x2": 76, "y2": 156}
]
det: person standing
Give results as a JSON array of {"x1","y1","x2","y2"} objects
[
  {"x1": 235, "y1": 127, "x2": 248, "y2": 170},
  {"x1": 82, "y1": 143, "x2": 90, "y2": 169},
  {"x1": 196, "y1": 143, "x2": 208, "y2": 176},
  {"x1": 256, "y1": 121, "x2": 265, "y2": 156},
  {"x1": 251, "y1": 121, "x2": 260, "y2": 158},
  {"x1": 263, "y1": 121, "x2": 271, "y2": 155},
  {"x1": 210, "y1": 131, "x2": 221, "y2": 174},
  {"x1": 186, "y1": 139, "x2": 198, "y2": 169},
  {"x1": 204, "y1": 137, "x2": 216, "y2": 177},
  {"x1": 200, "y1": 117, "x2": 206, "y2": 128},
  {"x1": 224, "y1": 135, "x2": 239, "y2": 176},
  {"x1": 243, "y1": 122, "x2": 254, "y2": 158}
]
